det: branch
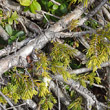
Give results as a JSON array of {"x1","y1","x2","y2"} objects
[
  {"x1": 50, "y1": 0, "x2": 61, "y2": 6},
  {"x1": 56, "y1": 80, "x2": 61, "y2": 110},
  {"x1": 63, "y1": 43, "x2": 87, "y2": 63},
  {"x1": 69, "y1": 67, "x2": 91, "y2": 74},
  {"x1": 54, "y1": 31, "x2": 94, "y2": 38},
  {"x1": 69, "y1": 62, "x2": 110, "y2": 75},
  {"x1": 104, "y1": 4, "x2": 110, "y2": 12},
  {"x1": 52, "y1": 75, "x2": 109, "y2": 110},
  {"x1": 38, "y1": 10, "x2": 61, "y2": 19},
  {"x1": 1, "y1": 0, "x2": 21, "y2": 11},
  {"x1": 102, "y1": 6, "x2": 110, "y2": 21},
  {"x1": 21, "y1": 11, "x2": 43, "y2": 21},
  {"x1": 78, "y1": 0, "x2": 108, "y2": 26},
  {"x1": 48, "y1": 0, "x2": 95, "y2": 32},
  {"x1": 49, "y1": 81, "x2": 70, "y2": 106},
  {"x1": 18, "y1": 16, "x2": 42, "y2": 34},
  {"x1": 81, "y1": 25, "x2": 96, "y2": 31},
  {"x1": 77, "y1": 36, "x2": 90, "y2": 49},
  {"x1": 0, "y1": 37, "x2": 31, "y2": 57},
  {"x1": 7, "y1": 103, "x2": 26, "y2": 110},
  {"x1": 0, "y1": 91, "x2": 17, "y2": 110},
  {"x1": 96, "y1": 10, "x2": 106, "y2": 26},
  {"x1": 25, "y1": 99, "x2": 37, "y2": 109},
  {"x1": 0, "y1": 0, "x2": 105, "y2": 75},
  {"x1": 0, "y1": 0, "x2": 43, "y2": 21},
  {"x1": 84, "y1": 80, "x2": 105, "y2": 88},
  {"x1": 0, "y1": 103, "x2": 6, "y2": 110},
  {"x1": 55, "y1": 39, "x2": 87, "y2": 63}
]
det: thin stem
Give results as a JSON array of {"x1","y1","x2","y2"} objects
[
  {"x1": 0, "y1": 91, "x2": 17, "y2": 110},
  {"x1": 56, "y1": 80, "x2": 61, "y2": 110}
]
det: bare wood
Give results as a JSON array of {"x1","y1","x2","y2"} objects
[
  {"x1": 0, "y1": 91, "x2": 17, "y2": 110},
  {"x1": 0, "y1": 0, "x2": 107, "y2": 76}
]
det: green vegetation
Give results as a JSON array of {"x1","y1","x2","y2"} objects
[{"x1": 0, "y1": 0, "x2": 110, "y2": 110}]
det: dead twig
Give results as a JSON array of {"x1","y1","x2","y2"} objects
[{"x1": 0, "y1": 91, "x2": 17, "y2": 110}]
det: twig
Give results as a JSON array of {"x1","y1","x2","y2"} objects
[
  {"x1": 0, "y1": 0, "x2": 43, "y2": 21},
  {"x1": 69, "y1": 67, "x2": 91, "y2": 74},
  {"x1": 54, "y1": 31, "x2": 95, "y2": 38},
  {"x1": 18, "y1": 18, "x2": 28, "y2": 34},
  {"x1": 96, "y1": 13, "x2": 108, "y2": 25},
  {"x1": 77, "y1": 36, "x2": 90, "y2": 49},
  {"x1": 7, "y1": 103, "x2": 26, "y2": 110},
  {"x1": 21, "y1": 11, "x2": 43, "y2": 21},
  {"x1": 90, "y1": 17, "x2": 104, "y2": 26},
  {"x1": 69, "y1": 62, "x2": 110, "y2": 75},
  {"x1": 102, "y1": 6, "x2": 110, "y2": 21},
  {"x1": 0, "y1": 37, "x2": 31, "y2": 57},
  {"x1": 96, "y1": 70, "x2": 100, "y2": 77},
  {"x1": 40, "y1": 10, "x2": 60, "y2": 19},
  {"x1": 56, "y1": 80, "x2": 61, "y2": 110},
  {"x1": 96, "y1": 10, "x2": 105, "y2": 26},
  {"x1": 84, "y1": 80, "x2": 105, "y2": 88},
  {"x1": 0, "y1": 91, "x2": 17, "y2": 110},
  {"x1": 42, "y1": 11, "x2": 49, "y2": 23},
  {"x1": 0, "y1": 82, "x2": 6, "y2": 85},
  {"x1": 49, "y1": 81, "x2": 70, "y2": 106},
  {"x1": 52, "y1": 75, "x2": 109, "y2": 110},
  {"x1": 25, "y1": 99, "x2": 37, "y2": 109},
  {"x1": 81, "y1": 25, "x2": 95, "y2": 31},
  {"x1": 19, "y1": 16, "x2": 42, "y2": 34},
  {"x1": 0, "y1": 0, "x2": 102, "y2": 75},
  {"x1": 0, "y1": 103, "x2": 6, "y2": 110},
  {"x1": 24, "y1": 67, "x2": 34, "y2": 90},
  {"x1": 1, "y1": 0, "x2": 21, "y2": 11},
  {"x1": 48, "y1": 0, "x2": 95, "y2": 32},
  {"x1": 78, "y1": 0, "x2": 108, "y2": 26},
  {"x1": 54, "y1": 39, "x2": 87, "y2": 63},
  {"x1": 105, "y1": 3, "x2": 110, "y2": 10},
  {"x1": 50, "y1": 0, "x2": 61, "y2": 6}
]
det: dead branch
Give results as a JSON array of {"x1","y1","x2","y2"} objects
[
  {"x1": 84, "y1": 81, "x2": 105, "y2": 88},
  {"x1": 0, "y1": 103, "x2": 6, "y2": 110},
  {"x1": 54, "y1": 31, "x2": 94, "y2": 38},
  {"x1": 0, "y1": 0, "x2": 43, "y2": 21},
  {"x1": 0, "y1": 91, "x2": 17, "y2": 110},
  {"x1": 49, "y1": 81, "x2": 70, "y2": 106},
  {"x1": 7, "y1": 103, "x2": 26, "y2": 110},
  {"x1": 102, "y1": 6, "x2": 110, "y2": 21},
  {"x1": 69, "y1": 62, "x2": 110, "y2": 75},
  {"x1": 78, "y1": 0, "x2": 108, "y2": 26},
  {"x1": 0, "y1": 0, "x2": 107, "y2": 76},
  {"x1": 52, "y1": 75, "x2": 109, "y2": 110},
  {"x1": 0, "y1": 37, "x2": 31, "y2": 57},
  {"x1": 96, "y1": 10, "x2": 105, "y2": 26},
  {"x1": 77, "y1": 36, "x2": 90, "y2": 49},
  {"x1": 21, "y1": 11, "x2": 43, "y2": 21},
  {"x1": 50, "y1": 0, "x2": 61, "y2": 6}
]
